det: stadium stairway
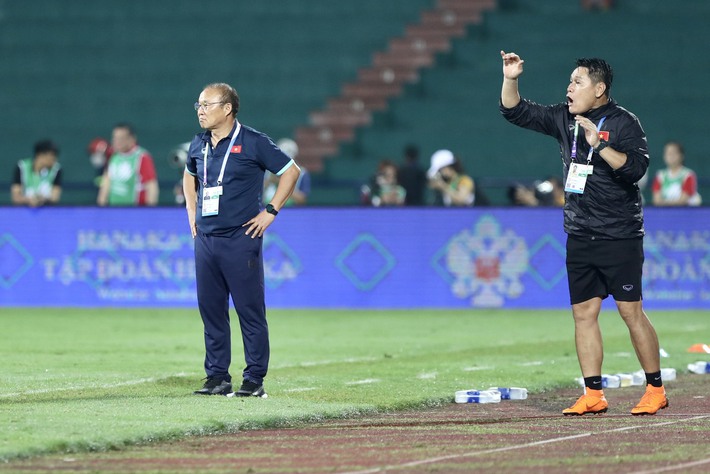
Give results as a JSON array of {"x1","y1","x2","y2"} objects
[
  {"x1": 294, "y1": 0, "x2": 497, "y2": 174},
  {"x1": 314, "y1": 0, "x2": 710, "y2": 205}
]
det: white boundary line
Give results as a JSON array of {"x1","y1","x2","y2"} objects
[
  {"x1": 344, "y1": 379, "x2": 380, "y2": 386},
  {"x1": 0, "y1": 355, "x2": 380, "y2": 399},
  {"x1": 0, "y1": 374, "x2": 187, "y2": 399},
  {"x1": 338, "y1": 415, "x2": 710, "y2": 474},
  {"x1": 272, "y1": 356, "x2": 379, "y2": 369},
  {"x1": 628, "y1": 456, "x2": 710, "y2": 474}
]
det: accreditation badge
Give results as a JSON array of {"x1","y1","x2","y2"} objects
[
  {"x1": 564, "y1": 164, "x2": 593, "y2": 194},
  {"x1": 201, "y1": 186, "x2": 223, "y2": 216}
]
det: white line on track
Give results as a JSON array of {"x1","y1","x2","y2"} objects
[
  {"x1": 337, "y1": 415, "x2": 710, "y2": 474},
  {"x1": 628, "y1": 456, "x2": 710, "y2": 474}
]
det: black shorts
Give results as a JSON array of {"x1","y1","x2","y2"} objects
[{"x1": 566, "y1": 235, "x2": 644, "y2": 305}]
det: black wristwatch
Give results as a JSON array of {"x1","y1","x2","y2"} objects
[
  {"x1": 265, "y1": 203, "x2": 279, "y2": 216},
  {"x1": 594, "y1": 140, "x2": 609, "y2": 153}
]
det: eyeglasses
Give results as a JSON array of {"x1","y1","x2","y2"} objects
[{"x1": 194, "y1": 101, "x2": 224, "y2": 111}]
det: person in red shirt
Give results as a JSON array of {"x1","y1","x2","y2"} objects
[{"x1": 651, "y1": 141, "x2": 701, "y2": 206}]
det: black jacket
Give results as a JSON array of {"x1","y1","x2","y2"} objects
[{"x1": 501, "y1": 98, "x2": 649, "y2": 240}]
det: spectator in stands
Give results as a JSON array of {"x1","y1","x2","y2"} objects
[
  {"x1": 264, "y1": 138, "x2": 311, "y2": 206},
  {"x1": 427, "y1": 149, "x2": 475, "y2": 206},
  {"x1": 637, "y1": 169, "x2": 650, "y2": 205},
  {"x1": 11, "y1": 139, "x2": 63, "y2": 206},
  {"x1": 87, "y1": 137, "x2": 112, "y2": 188},
  {"x1": 397, "y1": 144, "x2": 427, "y2": 206},
  {"x1": 652, "y1": 141, "x2": 701, "y2": 206},
  {"x1": 97, "y1": 123, "x2": 159, "y2": 206},
  {"x1": 508, "y1": 176, "x2": 565, "y2": 207},
  {"x1": 169, "y1": 142, "x2": 191, "y2": 206},
  {"x1": 362, "y1": 159, "x2": 406, "y2": 207}
]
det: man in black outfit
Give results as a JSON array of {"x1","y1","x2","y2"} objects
[
  {"x1": 397, "y1": 144, "x2": 427, "y2": 206},
  {"x1": 499, "y1": 51, "x2": 668, "y2": 416}
]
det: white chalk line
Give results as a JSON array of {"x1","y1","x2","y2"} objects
[
  {"x1": 0, "y1": 355, "x2": 382, "y2": 399},
  {"x1": 283, "y1": 387, "x2": 317, "y2": 393},
  {"x1": 0, "y1": 373, "x2": 188, "y2": 399},
  {"x1": 629, "y1": 455, "x2": 710, "y2": 474},
  {"x1": 337, "y1": 415, "x2": 710, "y2": 474},
  {"x1": 416, "y1": 372, "x2": 437, "y2": 380},
  {"x1": 1, "y1": 356, "x2": 493, "y2": 398},
  {"x1": 273, "y1": 356, "x2": 379, "y2": 369},
  {"x1": 345, "y1": 379, "x2": 380, "y2": 386},
  {"x1": 462, "y1": 366, "x2": 493, "y2": 371}
]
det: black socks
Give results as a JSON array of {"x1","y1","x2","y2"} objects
[
  {"x1": 645, "y1": 370, "x2": 663, "y2": 387},
  {"x1": 584, "y1": 375, "x2": 603, "y2": 390},
  {"x1": 584, "y1": 372, "x2": 663, "y2": 389}
]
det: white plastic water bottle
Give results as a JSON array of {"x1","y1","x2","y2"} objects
[
  {"x1": 601, "y1": 374, "x2": 621, "y2": 388},
  {"x1": 488, "y1": 387, "x2": 528, "y2": 400},
  {"x1": 615, "y1": 373, "x2": 633, "y2": 387},
  {"x1": 660, "y1": 367, "x2": 676, "y2": 381},
  {"x1": 688, "y1": 361, "x2": 710, "y2": 374},
  {"x1": 455, "y1": 389, "x2": 502, "y2": 404},
  {"x1": 631, "y1": 370, "x2": 646, "y2": 386}
]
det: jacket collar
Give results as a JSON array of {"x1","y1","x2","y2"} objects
[{"x1": 584, "y1": 98, "x2": 616, "y2": 121}]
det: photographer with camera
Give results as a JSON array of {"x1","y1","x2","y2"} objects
[
  {"x1": 508, "y1": 176, "x2": 565, "y2": 207},
  {"x1": 427, "y1": 149, "x2": 475, "y2": 206}
]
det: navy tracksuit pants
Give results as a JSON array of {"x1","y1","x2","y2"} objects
[{"x1": 194, "y1": 230, "x2": 269, "y2": 385}]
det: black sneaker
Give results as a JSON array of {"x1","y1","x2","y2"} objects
[
  {"x1": 234, "y1": 379, "x2": 267, "y2": 398},
  {"x1": 193, "y1": 377, "x2": 232, "y2": 395}
]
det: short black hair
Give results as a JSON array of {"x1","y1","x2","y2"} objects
[
  {"x1": 576, "y1": 58, "x2": 613, "y2": 96},
  {"x1": 33, "y1": 139, "x2": 59, "y2": 156},
  {"x1": 113, "y1": 122, "x2": 136, "y2": 138},
  {"x1": 403, "y1": 144, "x2": 419, "y2": 161}
]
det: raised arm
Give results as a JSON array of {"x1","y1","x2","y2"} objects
[{"x1": 500, "y1": 50, "x2": 524, "y2": 109}]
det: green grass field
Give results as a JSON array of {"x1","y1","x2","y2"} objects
[{"x1": 1, "y1": 308, "x2": 708, "y2": 462}]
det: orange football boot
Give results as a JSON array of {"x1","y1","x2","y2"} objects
[
  {"x1": 631, "y1": 385, "x2": 669, "y2": 415},
  {"x1": 562, "y1": 388, "x2": 609, "y2": 415}
]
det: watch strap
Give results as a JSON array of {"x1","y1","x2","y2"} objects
[{"x1": 594, "y1": 140, "x2": 609, "y2": 152}]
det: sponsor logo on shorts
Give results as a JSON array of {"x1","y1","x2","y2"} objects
[{"x1": 622, "y1": 284, "x2": 634, "y2": 291}]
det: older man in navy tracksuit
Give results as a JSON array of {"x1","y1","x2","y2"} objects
[{"x1": 183, "y1": 82, "x2": 300, "y2": 397}]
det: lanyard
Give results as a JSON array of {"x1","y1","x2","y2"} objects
[
  {"x1": 571, "y1": 116, "x2": 606, "y2": 164},
  {"x1": 571, "y1": 122, "x2": 579, "y2": 160},
  {"x1": 203, "y1": 121, "x2": 241, "y2": 187}
]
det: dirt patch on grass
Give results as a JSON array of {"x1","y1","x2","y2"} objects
[{"x1": 4, "y1": 375, "x2": 710, "y2": 473}]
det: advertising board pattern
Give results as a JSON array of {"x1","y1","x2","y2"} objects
[{"x1": 0, "y1": 208, "x2": 707, "y2": 308}]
